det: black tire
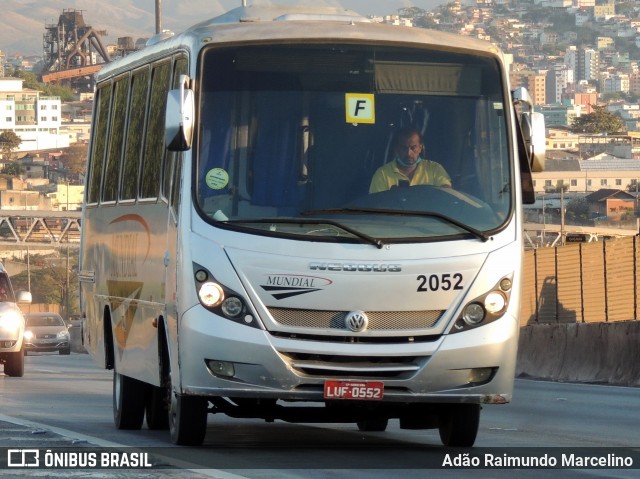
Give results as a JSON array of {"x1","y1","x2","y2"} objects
[
  {"x1": 168, "y1": 371, "x2": 208, "y2": 445},
  {"x1": 4, "y1": 348, "x2": 24, "y2": 377},
  {"x1": 438, "y1": 404, "x2": 481, "y2": 447},
  {"x1": 113, "y1": 370, "x2": 146, "y2": 430},
  {"x1": 357, "y1": 418, "x2": 389, "y2": 432},
  {"x1": 59, "y1": 347, "x2": 71, "y2": 356},
  {"x1": 145, "y1": 384, "x2": 170, "y2": 430}
]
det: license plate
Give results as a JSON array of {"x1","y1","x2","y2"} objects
[{"x1": 324, "y1": 380, "x2": 384, "y2": 400}]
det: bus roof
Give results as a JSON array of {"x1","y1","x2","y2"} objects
[{"x1": 96, "y1": 5, "x2": 503, "y2": 82}]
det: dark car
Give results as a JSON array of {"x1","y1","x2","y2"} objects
[{"x1": 23, "y1": 312, "x2": 71, "y2": 355}]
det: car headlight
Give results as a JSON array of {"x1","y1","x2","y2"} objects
[
  {"x1": 0, "y1": 312, "x2": 23, "y2": 333},
  {"x1": 57, "y1": 330, "x2": 69, "y2": 339},
  {"x1": 23, "y1": 330, "x2": 34, "y2": 340},
  {"x1": 452, "y1": 275, "x2": 512, "y2": 333}
]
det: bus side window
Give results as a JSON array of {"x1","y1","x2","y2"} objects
[
  {"x1": 87, "y1": 84, "x2": 112, "y2": 205},
  {"x1": 140, "y1": 61, "x2": 171, "y2": 199},
  {"x1": 103, "y1": 75, "x2": 130, "y2": 203},
  {"x1": 121, "y1": 68, "x2": 150, "y2": 201}
]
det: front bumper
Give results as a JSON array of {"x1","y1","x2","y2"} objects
[
  {"x1": 24, "y1": 338, "x2": 70, "y2": 353},
  {"x1": 178, "y1": 305, "x2": 518, "y2": 404}
]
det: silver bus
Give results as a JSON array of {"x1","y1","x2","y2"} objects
[{"x1": 79, "y1": 3, "x2": 545, "y2": 446}]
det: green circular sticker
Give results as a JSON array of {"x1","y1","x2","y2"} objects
[{"x1": 205, "y1": 168, "x2": 229, "y2": 190}]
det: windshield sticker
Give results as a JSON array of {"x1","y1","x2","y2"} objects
[
  {"x1": 261, "y1": 274, "x2": 332, "y2": 300},
  {"x1": 205, "y1": 168, "x2": 229, "y2": 190},
  {"x1": 345, "y1": 93, "x2": 375, "y2": 124}
]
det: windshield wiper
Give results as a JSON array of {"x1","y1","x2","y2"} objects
[
  {"x1": 221, "y1": 217, "x2": 385, "y2": 249},
  {"x1": 302, "y1": 208, "x2": 490, "y2": 242}
]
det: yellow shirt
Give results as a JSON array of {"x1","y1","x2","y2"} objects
[{"x1": 369, "y1": 159, "x2": 452, "y2": 193}]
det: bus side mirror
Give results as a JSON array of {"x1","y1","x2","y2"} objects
[
  {"x1": 512, "y1": 87, "x2": 545, "y2": 173},
  {"x1": 165, "y1": 75, "x2": 194, "y2": 151},
  {"x1": 521, "y1": 111, "x2": 545, "y2": 173}
]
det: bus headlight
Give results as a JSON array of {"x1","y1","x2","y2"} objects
[
  {"x1": 452, "y1": 275, "x2": 513, "y2": 333},
  {"x1": 221, "y1": 297, "x2": 243, "y2": 317},
  {"x1": 193, "y1": 263, "x2": 260, "y2": 329},
  {"x1": 484, "y1": 292, "x2": 506, "y2": 314},
  {"x1": 198, "y1": 282, "x2": 224, "y2": 307},
  {"x1": 462, "y1": 303, "x2": 485, "y2": 325}
]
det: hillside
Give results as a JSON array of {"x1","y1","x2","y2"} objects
[{"x1": 0, "y1": 0, "x2": 444, "y2": 57}]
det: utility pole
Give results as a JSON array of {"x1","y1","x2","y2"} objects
[{"x1": 155, "y1": 0, "x2": 162, "y2": 34}]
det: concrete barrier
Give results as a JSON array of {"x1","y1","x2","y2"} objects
[{"x1": 517, "y1": 321, "x2": 640, "y2": 387}]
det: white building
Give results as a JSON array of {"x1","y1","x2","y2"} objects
[
  {"x1": 532, "y1": 158, "x2": 640, "y2": 194},
  {"x1": 0, "y1": 77, "x2": 69, "y2": 154}
]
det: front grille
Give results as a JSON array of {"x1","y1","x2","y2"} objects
[
  {"x1": 268, "y1": 308, "x2": 443, "y2": 331},
  {"x1": 281, "y1": 352, "x2": 425, "y2": 378}
]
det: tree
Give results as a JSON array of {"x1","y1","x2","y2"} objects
[
  {"x1": 626, "y1": 179, "x2": 640, "y2": 193},
  {"x1": 0, "y1": 131, "x2": 22, "y2": 161},
  {"x1": 1, "y1": 162, "x2": 24, "y2": 176},
  {"x1": 11, "y1": 255, "x2": 79, "y2": 319},
  {"x1": 565, "y1": 197, "x2": 591, "y2": 225},
  {"x1": 10, "y1": 68, "x2": 75, "y2": 102},
  {"x1": 60, "y1": 143, "x2": 88, "y2": 176},
  {"x1": 570, "y1": 105, "x2": 626, "y2": 134}
]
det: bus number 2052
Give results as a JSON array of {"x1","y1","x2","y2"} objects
[{"x1": 417, "y1": 273, "x2": 463, "y2": 292}]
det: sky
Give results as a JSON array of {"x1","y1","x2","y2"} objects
[{"x1": 1, "y1": 0, "x2": 466, "y2": 57}]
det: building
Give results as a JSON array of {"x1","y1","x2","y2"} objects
[
  {"x1": 532, "y1": 158, "x2": 640, "y2": 194},
  {"x1": 0, "y1": 77, "x2": 69, "y2": 154},
  {"x1": 536, "y1": 103, "x2": 580, "y2": 128},
  {"x1": 546, "y1": 64, "x2": 574, "y2": 105},
  {"x1": 585, "y1": 188, "x2": 635, "y2": 221}
]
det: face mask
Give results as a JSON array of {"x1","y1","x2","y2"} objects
[{"x1": 394, "y1": 155, "x2": 422, "y2": 168}]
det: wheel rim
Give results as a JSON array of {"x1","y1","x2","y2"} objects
[{"x1": 113, "y1": 372, "x2": 122, "y2": 417}]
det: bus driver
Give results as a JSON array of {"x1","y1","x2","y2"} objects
[{"x1": 369, "y1": 127, "x2": 452, "y2": 193}]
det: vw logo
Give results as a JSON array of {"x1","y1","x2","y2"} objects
[{"x1": 345, "y1": 311, "x2": 368, "y2": 332}]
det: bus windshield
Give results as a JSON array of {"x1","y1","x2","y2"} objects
[{"x1": 196, "y1": 44, "x2": 511, "y2": 244}]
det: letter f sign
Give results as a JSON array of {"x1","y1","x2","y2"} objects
[{"x1": 345, "y1": 93, "x2": 375, "y2": 124}]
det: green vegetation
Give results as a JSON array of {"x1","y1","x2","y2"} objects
[
  {"x1": 1, "y1": 162, "x2": 24, "y2": 176},
  {"x1": 570, "y1": 105, "x2": 626, "y2": 134},
  {"x1": 10, "y1": 252, "x2": 79, "y2": 320},
  {"x1": 9, "y1": 68, "x2": 76, "y2": 102},
  {"x1": 0, "y1": 130, "x2": 22, "y2": 161}
]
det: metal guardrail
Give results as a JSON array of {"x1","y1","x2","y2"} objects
[
  {"x1": 0, "y1": 211, "x2": 81, "y2": 246},
  {"x1": 523, "y1": 222, "x2": 638, "y2": 248}
]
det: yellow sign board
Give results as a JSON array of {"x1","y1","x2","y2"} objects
[{"x1": 345, "y1": 93, "x2": 375, "y2": 124}]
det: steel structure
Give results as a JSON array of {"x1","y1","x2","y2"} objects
[
  {"x1": 42, "y1": 10, "x2": 111, "y2": 87},
  {"x1": 0, "y1": 211, "x2": 81, "y2": 246}
]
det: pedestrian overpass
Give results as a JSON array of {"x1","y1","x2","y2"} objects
[{"x1": 0, "y1": 210, "x2": 81, "y2": 246}]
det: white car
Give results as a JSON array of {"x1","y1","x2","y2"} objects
[{"x1": 0, "y1": 264, "x2": 32, "y2": 377}]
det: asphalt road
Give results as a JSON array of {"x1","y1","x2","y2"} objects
[{"x1": 1, "y1": 353, "x2": 639, "y2": 479}]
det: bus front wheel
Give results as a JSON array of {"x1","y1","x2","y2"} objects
[
  {"x1": 168, "y1": 389, "x2": 208, "y2": 445},
  {"x1": 438, "y1": 404, "x2": 481, "y2": 447}
]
